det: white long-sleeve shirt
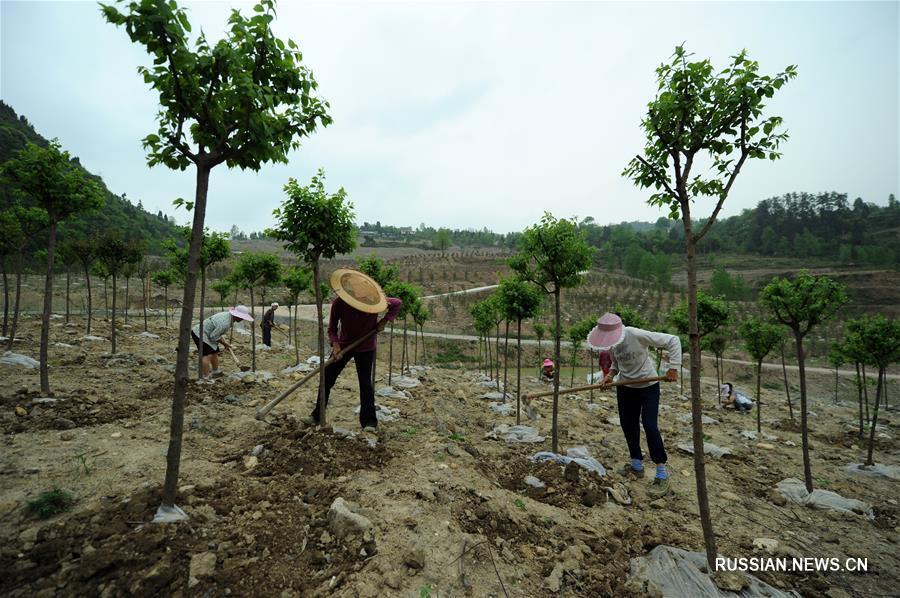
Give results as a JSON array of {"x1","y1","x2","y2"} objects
[{"x1": 610, "y1": 327, "x2": 682, "y2": 389}]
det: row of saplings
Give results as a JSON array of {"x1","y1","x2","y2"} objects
[{"x1": 468, "y1": 233, "x2": 899, "y2": 500}]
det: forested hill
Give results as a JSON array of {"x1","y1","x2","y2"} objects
[
  {"x1": 0, "y1": 101, "x2": 180, "y2": 252},
  {"x1": 589, "y1": 191, "x2": 900, "y2": 274}
]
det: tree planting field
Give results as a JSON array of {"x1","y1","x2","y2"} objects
[{"x1": 2, "y1": 308, "x2": 899, "y2": 597}]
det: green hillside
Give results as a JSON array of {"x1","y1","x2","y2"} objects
[{"x1": 0, "y1": 101, "x2": 180, "y2": 252}]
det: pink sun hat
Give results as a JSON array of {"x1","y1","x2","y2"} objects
[
  {"x1": 587, "y1": 313, "x2": 625, "y2": 350},
  {"x1": 229, "y1": 305, "x2": 254, "y2": 322},
  {"x1": 542, "y1": 358, "x2": 554, "y2": 367}
]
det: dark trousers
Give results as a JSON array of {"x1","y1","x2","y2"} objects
[
  {"x1": 617, "y1": 382, "x2": 667, "y2": 464},
  {"x1": 311, "y1": 349, "x2": 377, "y2": 428},
  {"x1": 262, "y1": 326, "x2": 272, "y2": 347}
]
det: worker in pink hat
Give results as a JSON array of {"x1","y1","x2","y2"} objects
[
  {"x1": 191, "y1": 305, "x2": 253, "y2": 378},
  {"x1": 590, "y1": 312, "x2": 681, "y2": 498}
]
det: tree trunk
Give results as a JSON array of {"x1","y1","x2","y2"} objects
[
  {"x1": 313, "y1": 259, "x2": 327, "y2": 426},
  {"x1": 293, "y1": 305, "x2": 301, "y2": 366},
  {"x1": 249, "y1": 286, "x2": 256, "y2": 372},
  {"x1": 124, "y1": 275, "x2": 130, "y2": 325},
  {"x1": 503, "y1": 320, "x2": 510, "y2": 398},
  {"x1": 65, "y1": 269, "x2": 70, "y2": 325},
  {"x1": 684, "y1": 228, "x2": 717, "y2": 569},
  {"x1": 401, "y1": 318, "x2": 408, "y2": 374},
  {"x1": 864, "y1": 367, "x2": 884, "y2": 466},
  {"x1": 1, "y1": 257, "x2": 8, "y2": 337},
  {"x1": 388, "y1": 322, "x2": 394, "y2": 385},
  {"x1": 197, "y1": 267, "x2": 207, "y2": 378},
  {"x1": 103, "y1": 277, "x2": 109, "y2": 319},
  {"x1": 780, "y1": 345, "x2": 794, "y2": 421},
  {"x1": 420, "y1": 324, "x2": 426, "y2": 365},
  {"x1": 589, "y1": 349, "x2": 595, "y2": 403},
  {"x1": 39, "y1": 221, "x2": 58, "y2": 394},
  {"x1": 794, "y1": 332, "x2": 813, "y2": 493},
  {"x1": 142, "y1": 276, "x2": 148, "y2": 332},
  {"x1": 486, "y1": 333, "x2": 493, "y2": 380},
  {"x1": 516, "y1": 319, "x2": 522, "y2": 424},
  {"x1": 756, "y1": 359, "x2": 762, "y2": 434},
  {"x1": 495, "y1": 323, "x2": 501, "y2": 391},
  {"x1": 855, "y1": 362, "x2": 864, "y2": 438},
  {"x1": 862, "y1": 364, "x2": 870, "y2": 423},
  {"x1": 84, "y1": 263, "x2": 93, "y2": 336},
  {"x1": 413, "y1": 321, "x2": 419, "y2": 366},
  {"x1": 834, "y1": 365, "x2": 839, "y2": 404},
  {"x1": 551, "y1": 288, "x2": 561, "y2": 454},
  {"x1": 715, "y1": 355, "x2": 721, "y2": 404},
  {"x1": 162, "y1": 163, "x2": 210, "y2": 509},
  {"x1": 110, "y1": 272, "x2": 118, "y2": 355},
  {"x1": 570, "y1": 344, "x2": 577, "y2": 387},
  {"x1": 7, "y1": 259, "x2": 22, "y2": 351}
]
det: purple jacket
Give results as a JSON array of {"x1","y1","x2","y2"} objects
[{"x1": 327, "y1": 296, "x2": 402, "y2": 353}]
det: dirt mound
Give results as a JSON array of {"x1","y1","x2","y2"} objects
[
  {"x1": 253, "y1": 420, "x2": 391, "y2": 479},
  {"x1": 0, "y1": 390, "x2": 139, "y2": 434},
  {"x1": 474, "y1": 445, "x2": 610, "y2": 509},
  {"x1": 1, "y1": 475, "x2": 377, "y2": 597}
]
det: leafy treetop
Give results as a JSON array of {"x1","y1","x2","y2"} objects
[
  {"x1": 100, "y1": 0, "x2": 331, "y2": 171},
  {"x1": 759, "y1": 271, "x2": 848, "y2": 338},
  {"x1": 669, "y1": 290, "x2": 730, "y2": 338},
  {"x1": 739, "y1": 316, "x2": 784, "y2": 362},
  {"x1": 269, "y1": 169, "x2": 356, "y2": 264},
  {"x1": 508, "y1": 212, "x2": 593, "y2": 294},
  {"x1": 1, "y1": 140, "x2": 104, "y2": 222},
  {"x1": 623, "y1": 45, "x2": 797, "y2": 230}
]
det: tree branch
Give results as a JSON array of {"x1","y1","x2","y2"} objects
[{"x1": 636, "y1": 155, "x2": 679, "y2": 202}]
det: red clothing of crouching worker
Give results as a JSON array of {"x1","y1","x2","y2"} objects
[
  {"x1": 599, "y1": 350, "x2": 612, "y2": 378},
  {"x1": 308, "y1": 269, "x2": 401, "y2": 430}
]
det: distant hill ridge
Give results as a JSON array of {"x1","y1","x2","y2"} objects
[{"x1": 0, "y1": 101, "x2": 181, "y2": 252}]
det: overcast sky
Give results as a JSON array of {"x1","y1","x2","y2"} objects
[{"x1": 1, "y1": 1, "x2": 897, "y2": 234}]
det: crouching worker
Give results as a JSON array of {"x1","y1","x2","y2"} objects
[
  {"x1": 590, "y1": 312, "x2": 680, "y2": 498},
  {"x1": 306, "y1": 269, "x2": 401, "y2": 431},
  {"x1": 540, "y1": 359, "x2": 555, "y2": 383},
  {"x1": 721, "y1": 383, "x2": 753, "y2": 412},
  {"x1": 191, "y1": 305, "x2": 254, "y2": 378}
]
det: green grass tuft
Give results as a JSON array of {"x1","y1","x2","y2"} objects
[{"x1": 27, "y1": 488, "x2": 74, "y2": 519}]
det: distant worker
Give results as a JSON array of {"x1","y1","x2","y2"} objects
[
  {"x1": 305, "y1": 269, "x2": 402, "y2": 431},
  {"x1": 591, "y1": 312, "x2": 680, "y2": 498},
  {"x1": 540, "y1": 358, "x2": 555, "y2": 383},
  {"x1": 721, "y1": 383, "x2": 753, "y2": 412},
  {"x1": 191, "y1": 306, "x2": 253, "y2": 378},
  {"x1": 262, "y1": 302, "x2": 278, "y2": 347}
]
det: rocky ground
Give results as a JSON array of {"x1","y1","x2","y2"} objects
[{"x1": 1, "y1": 314, "x2": 899, "y2": 597}]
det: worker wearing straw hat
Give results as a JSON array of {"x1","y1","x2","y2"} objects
[
  {"x1": 191, "y1": 305, "x2": 254, "y2": 378},
  {"x1": 590, "y1": 312, "x2": 681, "y2": 498},
  {"x1": 306, "y1": 269, "x2": 402, "y2": 431}
]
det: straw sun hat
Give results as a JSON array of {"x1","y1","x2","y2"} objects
[{"x1": 329, "y1": 269, "x2": 388, "y2": 314}]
